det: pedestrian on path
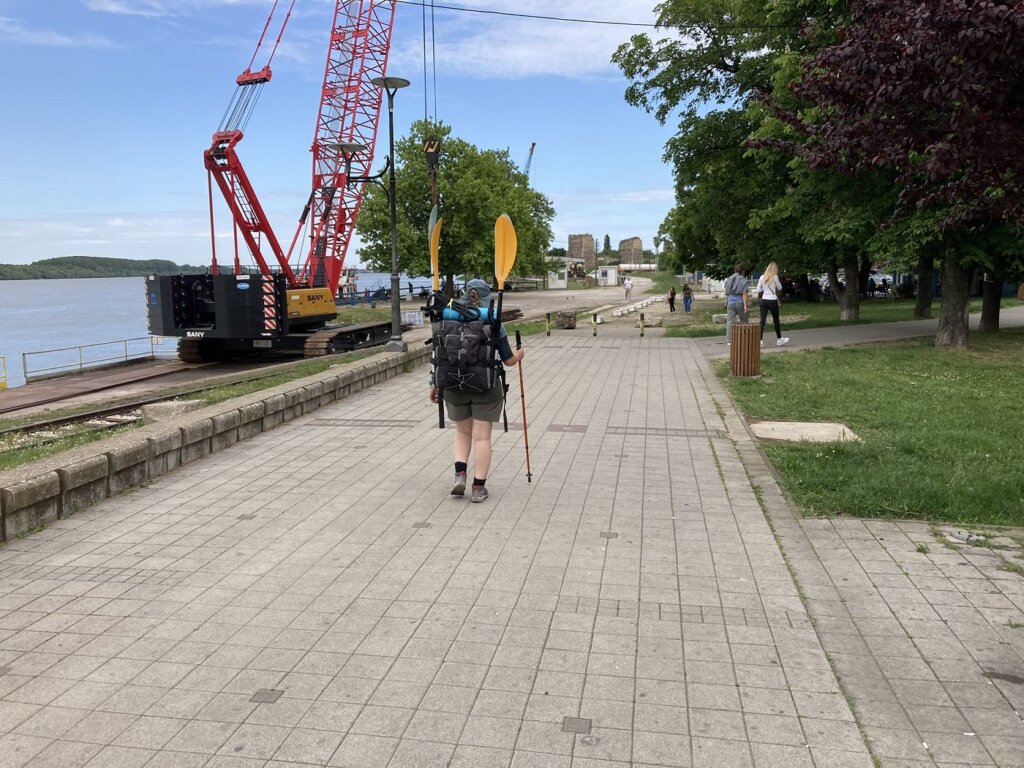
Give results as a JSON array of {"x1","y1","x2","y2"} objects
[
  {"x1": 623, "y1": 276, "x2": 633, "y2": 300},
  {"x1": 724, "y1": 264, "x2": 749, "y2": 345},
  {"x1": 429, "y1": 279, "x2": 524, "y2": 503},
  {"x1": 667, "y1": 285, "x2": 677, "y2": 312},
  {"x1": 756, "y1": 261, "x2": 789, "y2": 347},
  {"x1": 682, "y1": 283, "x2": 693, "y2": 314}
]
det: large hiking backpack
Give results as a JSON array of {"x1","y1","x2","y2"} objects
[{"x1": 432, "y1": 307, "x2": 500, "y2": 393}]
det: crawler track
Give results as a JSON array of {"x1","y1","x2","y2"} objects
[{"x1": 303, "y1": 322, "x2": 393, "y2": 357}]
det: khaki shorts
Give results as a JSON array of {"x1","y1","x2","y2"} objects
[{"x1": 444, "y1": 384, "x2": 504, "y2": 423}]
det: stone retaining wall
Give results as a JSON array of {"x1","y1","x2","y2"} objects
[{"x1": 0, "y1": 347, "x2": 430, "y2": 542}]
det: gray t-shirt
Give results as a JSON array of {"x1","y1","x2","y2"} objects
[{"x1": 724, "y1": 273, "x2": 748, "y2": 301}]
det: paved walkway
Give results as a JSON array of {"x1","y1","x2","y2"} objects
[{"x1": 0, "y1": 315, "x2": 1021, "y2": 767}]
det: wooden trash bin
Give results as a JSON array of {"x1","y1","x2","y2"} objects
[{"x1": 729, "y1": 323, "x2": 761, "y2": 377}]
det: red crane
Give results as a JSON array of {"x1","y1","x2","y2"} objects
[
  {"x1": 148, "y1": 1, "x2": 400, "y2": 361},
  {"x1": 206, "y1": 0, "x2": 396, "y2": 291}
]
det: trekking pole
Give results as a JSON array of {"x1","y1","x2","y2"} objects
[{"x1": 515, "y1": 330, "x2": 532, "y2": 483}]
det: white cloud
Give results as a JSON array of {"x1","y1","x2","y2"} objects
[
  {"x1": 83, "y1": 0, "x2": 263, "y2": 17},
  {"x1": 405, "y1": 0, "x2": 659, "y2": 80},
  {"x1": 83, "y1": 0, "x2": 171, "y2": 17},
  {"x1": 0, "y1": 213, "x2": 213, "y2": 263},
  {"x1": 547, "y1": 186, "x2": 674, "y2": 247},
  {"x1": 0, "y1": 16, "x2": 115, "y2": 47},
  {"x1": 78, "y1": 1, "x2": 662, "y2": 80}
]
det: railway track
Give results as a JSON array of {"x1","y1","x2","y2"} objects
[{"x1": 0, "y1": 343, "x2": 397, "y2": 459}]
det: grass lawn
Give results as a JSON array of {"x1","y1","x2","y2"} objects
[
  {"x1": 721, "y1": 328, "x2": 1024, "y2": 525},
  {"x1": 665, "y1": 296, "x2": 1020, "y2": 337},
  {"x1": 336, "y1": 305, "x2": 391, "y2": 324}
]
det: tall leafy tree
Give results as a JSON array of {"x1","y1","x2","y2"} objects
[
  {"x1": 778, "y1": 0, "x2": 1024, "y2": 346},
  {"x1": 615, "y1": 0, "x2": 864, "y2": 296},
  {"x1": 603, "y1": 234, "x2": 612, "y2": 253},
  {"x1": 356, "y1": 121, "x2": 554, "y2": 289}
]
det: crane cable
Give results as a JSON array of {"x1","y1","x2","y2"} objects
[
  {"x1": 246, "y1": 0, "x2": 296, "y2": 74},
  {"x1": 422, "y1": 0, "x2": 439, "y2": 125}
]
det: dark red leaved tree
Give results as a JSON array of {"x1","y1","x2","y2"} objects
[{"x1": 788, "y1": 0, "x2": 1024, "y2": 346}]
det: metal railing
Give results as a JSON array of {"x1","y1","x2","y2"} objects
[{"x1": 22, "y1": 337, "x2": 178, "y2": 383}]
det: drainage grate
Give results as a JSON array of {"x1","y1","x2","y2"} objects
[
  {"x1": 562, "y1": 716, "x2": 592, "y2": 734},
  {"x1": 412, "y1": 522, "x2": 431, "y2": 529},
  {"x1": 600, "y1": 532, "x2": 618, "y2": 539},
  {"x1": 236, "y1": 514, "x2": 256, "y2": 521},
  {"x1": 310, "y1": 419, "x2": 419, "y2": 428},
  {"x1": 548, "y1": 424, "x2": 587, "y2": 434},
  {"x1": 607, "y1": 426, "x2": 725, "y2": 438}
]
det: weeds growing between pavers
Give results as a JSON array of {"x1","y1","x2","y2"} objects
[
  {"x1": 720, "y1": 329, "x2": 1024, "y2": 525},
  {"x1": 666, "y1": 297, "x2": 1021, "y2": 338}
]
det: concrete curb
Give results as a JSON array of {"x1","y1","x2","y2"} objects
[{"x1": 0, "y1": 346, "x2": 430, "y2": 542}]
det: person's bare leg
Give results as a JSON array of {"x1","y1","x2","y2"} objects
[
  {"x1": 454, "y1": 419, "x2": 472, "y2": 463},
  {"x1": 471, "y1": 419, "x2": 494, "y2": 479}
]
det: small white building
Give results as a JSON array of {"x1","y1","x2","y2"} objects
[
  {"x1": 594, "y1": 265, "x2": 619, "y2": 287},
  {"x1": 547, "y1": 268, "x2": 568, "y2": 289}
]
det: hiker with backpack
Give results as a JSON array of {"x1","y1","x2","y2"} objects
[{"x1": 428, "y1": 278, "x2": 525, "y2": 502}]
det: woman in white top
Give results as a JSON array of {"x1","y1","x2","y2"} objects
[{"x1": 756, "y1": 262, "x2": 790, "y2": 346}]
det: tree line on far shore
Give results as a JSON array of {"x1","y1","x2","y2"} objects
[{"x1": 0, "y1": 256, "x2": 204, "y2": 280}]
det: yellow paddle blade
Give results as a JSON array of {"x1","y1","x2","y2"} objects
[
  {"x1": 494, "y1": 214, "x2": 517, "y2": 290},
  {"x1": 430, "y1": 217, "x2": 443, "y2": 292}
]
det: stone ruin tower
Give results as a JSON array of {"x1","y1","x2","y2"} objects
[
  {"x1": 568, "y1": 234, "x2": 596, "y2": 272},
  {"x1": 619, "y1": 236, "x2": 643, "y2": 268}
]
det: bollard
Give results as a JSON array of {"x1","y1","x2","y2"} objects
[
  {"x1": 592, "y1": 313, "x2": 597, "y2": 337},
  {"x1": 546, "y1": 312, "x2": 551, "y2": 337},
  {"x1": 729, "y1": 323, "x2": 761, "y2": 377},
  {"x1": 640, "y1": 313, "x2": 645, "y2": 337}
]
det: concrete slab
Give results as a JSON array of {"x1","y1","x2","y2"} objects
[{"x1": 749, "y1": 420, "x2": 860, "y2": 442}]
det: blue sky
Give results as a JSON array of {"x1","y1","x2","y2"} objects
[{"x1": 0, "y1": 0, "x2": 676, "y2": 268}]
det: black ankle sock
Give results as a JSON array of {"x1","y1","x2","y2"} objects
[
  {"x1": 472, "y1": 478, "x2": 486, "y2": 488},
  {"x1": 455, "y1": 462, "x2": 467, "y2": 474}
]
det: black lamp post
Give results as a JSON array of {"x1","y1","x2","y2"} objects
[
  {"x1": 332, "y1": 74, "x2": 410, "y2": 353},
  {"x1": 370, "y1": 76, "x2": 411, "y2": 352}
]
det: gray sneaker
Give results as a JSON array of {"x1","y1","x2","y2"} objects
[
  {"x1": 451, "y1": 472, "x2": 467, "y2": 496},
  {"x1": 470, "y1": 485, "x2": 489, "y2": 503},
  {"x1": 776, "y1": 337, "x2": 790, "y2": 346}
]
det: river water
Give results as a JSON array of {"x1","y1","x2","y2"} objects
[{"x1": 0, "y1": 271, "x2": 433, "y2": 389}]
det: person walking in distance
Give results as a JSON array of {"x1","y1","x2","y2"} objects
[
  {"x1": 623, "y1": 276, "x2": 633, "y2": 300},
  {"x1": 429, "y1": 279, "x2": 524, "y2": 502},
  {"x1": 667, "y1": 285, "x2": 677, "y2": 312},
  {"x1": 682, "y1": 283, "x2": 693, "y2": 314},
  {"x1": 723, "y1": 264, "x2": 749, "y2": 345},
  {"x1": 756, "y1": 262, "x2": 789, "y2": 346}
]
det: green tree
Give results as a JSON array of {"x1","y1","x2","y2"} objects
[
  {"x1": 775, "y1": 0, "x2": 1024, "y2": 346},
  {"x1": 617, "y1": 0, "x2": 909, "y2": 319},
  {"x1": 603, "y1": 234, "x2": 612, "y2": 253},
  {"x1": 613, "y1": 0, "x2": 831, "y2": 286},
  {"x1": 355, "y1": 122, "x2": 554, "y2": 290}
]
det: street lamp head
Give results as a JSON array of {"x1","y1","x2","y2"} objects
[
  {"x1": 370, "y1": 75, "x2": 411, "y2": 91},
  {"x1": 331, "y1": 142, "x2": 368, "y2": 157}
]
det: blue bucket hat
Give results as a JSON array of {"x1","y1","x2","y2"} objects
[{"x1": 465, "y1": 278, "x2": 492, "y2": 299}]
